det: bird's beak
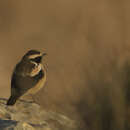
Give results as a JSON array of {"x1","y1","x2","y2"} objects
[{"x1": 42, "y1": 52, "x2": 47, "y2": 57}]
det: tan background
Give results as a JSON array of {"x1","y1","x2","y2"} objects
[{"x1": 0, "y1": 0, "x2": 130, "y2": 130}]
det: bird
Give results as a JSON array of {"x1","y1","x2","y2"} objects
[{"x1": 7, "y1": 49, "x2": 47, "y2": 105}]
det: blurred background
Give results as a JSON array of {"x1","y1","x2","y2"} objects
[{"x1": 0, "y1": 0, "x2": 130, "y2": 130}]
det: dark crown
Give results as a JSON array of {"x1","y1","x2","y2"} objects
[{"x1": 24, "y1": 50, "x2": 41, "y2": 57}]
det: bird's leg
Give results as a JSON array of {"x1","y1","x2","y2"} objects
[
  {"x1": 30, "y1": 94, "x2": 40, "y2": 105},
  {"x1": 19, "y1": 94, "x2": 33, "y2": 104},
  {"x1": 30, "y1": 94, "x2": 36, "y2": 104}
]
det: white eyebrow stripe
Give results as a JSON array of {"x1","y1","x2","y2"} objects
[{"x1": 28, "y1": 54, "x2": 42, "y2": 59}]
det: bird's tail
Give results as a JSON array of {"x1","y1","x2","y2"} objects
[{"x1": 6, "y1": 95, "x2": 17, "y2": 105}]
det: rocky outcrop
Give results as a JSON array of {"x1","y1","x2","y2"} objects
[{"x1": 0, "y1": 98, "x2": 80, "y2": 130}]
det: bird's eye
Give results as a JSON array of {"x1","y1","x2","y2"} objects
[{"x1": 31, "y1": 56, "x2": 42, "y2": 63}]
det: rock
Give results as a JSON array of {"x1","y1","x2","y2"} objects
[
  {"x1": 0, "y1": 98, "x2": 80, "y2": 130},
  {"x1": 15, "y1": 122, "x2": 35, "y2": 130}
]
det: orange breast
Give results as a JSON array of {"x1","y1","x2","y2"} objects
[{"x1": 25, "y1": 66, "x2": 46, "y2": 95}]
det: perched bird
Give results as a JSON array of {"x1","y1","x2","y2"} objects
[{"x1": 7, "y1": 50, "x2": 47, "y2": 105}]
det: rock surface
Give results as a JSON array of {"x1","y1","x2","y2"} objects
[{"x1": 0, "y1": 98, "x2": 80, "y2": 130}]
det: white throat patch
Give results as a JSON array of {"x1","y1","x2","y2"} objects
[{"x1": 30, "y1": 62, "x2": 42, "y2": 77}]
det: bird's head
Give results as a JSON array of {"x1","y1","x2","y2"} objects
[{"x1": 22, "y1": 49, "x2": 47, "y2": 64}]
